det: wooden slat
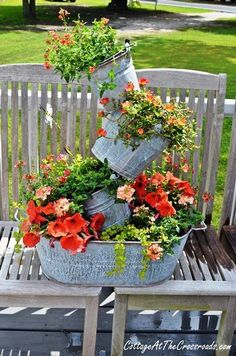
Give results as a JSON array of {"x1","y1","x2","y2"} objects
[
  {"x1": 80, "y1": 83, "x2": 88, "y2": 157},
  {"x1": 136, "y1": 69, "x2": 221, "y2": 90},
  {"x1": 21, "y1": 82, "x2": 29, "y2": 173},
  {"x1": 192, "y1": 89, "x2": 205, "y2": 186},
  {"x1": 50, "y1": 83, "x2": 58, "y2": 156},
  {"x1": 205, "y1": 74, "x2": 227, "y2": 220},
  {"x1": 173, "y1": 261, "x2": 184, "y2": 280},
  {"x1": 179, "y1": 88, "x2": 186, "y2": 103},
  {"x1": 9, "y1": 251, "x2": 23, "y2": 280},
  {"x1": 1, "y1": 81, "x2": 9, "y2": 220},
  {"x1": 179, "y1": 252, "x2": 193, "y2": 280},
  {"x1": 184, "y1": 239, "x2": 204, "y2": 280},
  {"x1": 29, "y1": 82, "x2": 38, "y2": 171},
  {"x1": 30, "y1": 250, "x2": 40, "y2": 280},
  {"x1": 170, "y1": 88, "x2": 177, "y2": 100},
  {"x1": 115, "y1": 280, "x2": 236, "y2": 296},
  {"x1": 0, "y1": 231, "x2": 16, "y2": 280},
  {"x1": 11, "y1": 82, "x2": 19, "y2": 205},
  {"x1": 89, "y1": 86, "x2": 98, "y2": 154},
  {"x1": 195, "y1": 231, "x2": 223, "y2": 281},
  {"x1": 205, "y1": 227, "x2": 236, "y2": 281},
  {"x1": 160, "y1": 87, "x2": 167, "y2": 102},
  {"x1": 19, "y1": 249, "x2": 34, "y2": 280},
  {"x1": 39, "y1": 83, "x2": 48, "y2": 161},
  {"x1": 60, "y1": 84, "x2": 68, "y2": 152},
  {"x1": 220, "y1": 102, "x2": 236, "y2": 228},
  {"x1": 68, "y1": 83, "x2": 77, "y2": 154},
  {"x1": 189, "y1": 234, "x2": 213, "y2": 281},
  {"x1": 0, "y1": 227, "x2": 11, "y2": 267}
]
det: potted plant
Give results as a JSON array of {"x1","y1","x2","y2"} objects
[
  {"x1": 92, "y1": 79, "x2": 197, "y2": 179},
  {"x1": 15, "y1": 155, "x2": 206, "y2": 286},
  {"x1": 44, "y1": 9, "x2": 139, "y2": 99}
]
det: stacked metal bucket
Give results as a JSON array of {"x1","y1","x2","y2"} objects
[{"x1": 85, "y1": 49, "x2": 168, "y2": 229}]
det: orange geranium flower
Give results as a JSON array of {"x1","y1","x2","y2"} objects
[
  {"x1": 98, "y1": 111, "x2": 105, "y2": 118},
  {"x1": 133, "y1": 174, "x2": 148, "y2": 198},
  {"x1": 144, "y1": 188, "x2": 168, "y2": 209},
  {"x1": 150, "y1": 172, "x2": 165, "y2": 187},
  {"x1": 42, "y1": 203, "x2": 56, "y2": 215},
  {"x1": 138, "y1": 77, "x2": 150, "y2": 86},
  {"x1": 156, "y1": 199, "x2": 176, "y2": 217},
  {"x1": 60, "y1": 234, "x2": 86, "y2": 254},
  {"x1": 97, "y1": 128, "x2": 107, "y2": 137},
  {"x1": 26, "y1": 200, "x2": 47, "y2": 225},
  {"x1": 47, "y1": 221, "x2": 67, "y2": 238},
  {"x1": 125, "y1": 82, "x2": 134, "y2": 92},
  {"x1": 147, "y1": 243, "x2": 163, "y2": 261},
  {"x1": 89, "y1": 66, "x2": 96, "y2": 74},
  {"x1": 137, "y1": 128, "x2": 144, "y2": 135},
  {"x1": 64, "y1": 213, "x2": 87, "y2": 234},
  {"x1": 90, "y1": 213, "x2": 105, "y2": 232},
  {"x1": 100, "y1": 97, "x2": 110, "y2": 105},
  {"x1": 23, "y1": 232, "x2": 40, "y2": 247},
  {"x1": 177, "y1": 181, "x2": 195, "y2": 197}
]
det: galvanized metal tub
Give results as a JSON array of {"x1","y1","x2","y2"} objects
[
  {"x1": 36, "y1": 230, "x2": 190, "y2": 286},
  {"x1": 92, "y1": 49, "x2": 140, "y2": 107},
  {"x1": 84, "y1": 189, "x2": 131, "y2": 230},
  {"x1": 92, "y1": 113, "x2": 169, "y2": 179}
]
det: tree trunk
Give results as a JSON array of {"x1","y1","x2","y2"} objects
[
  {"x1": 107, "y1": 0, "x2": 128, "y2": 11},
  {"x1": 22, "y1": 0, "x2": 36, "y2": 19}
]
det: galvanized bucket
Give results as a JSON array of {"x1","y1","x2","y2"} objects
[
  {"x1": 92, "y1": 113, "x2": 169, "y2": 179},
  {"x1": 36, "y1": 230, "x2": 190, "y2": 286},
  {"x1": 84, "y1": 189, "x2": 131, "y2": 230},
  {"x1": 92, "y1": 49, "x2": 140, "y2": 108}
]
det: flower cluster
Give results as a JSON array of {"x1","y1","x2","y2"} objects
[
  {"x1": 118, "y1": 170, "x2": 197, "y2": 219},
  {"x1": 97, "y1": 78, "x2": 197, "y2": 153},
  {"x1": 15, "y1": 154, "x2": 126, "y2": 254},
  {"x1": 21, "y1": 199, "x2": 105, "y2": 254},
  {"x1": 44, "y1": 11, "x2": 122, "y2": 83}
]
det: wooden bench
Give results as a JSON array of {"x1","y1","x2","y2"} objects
[
  {"x1": 0, "y1": 64, "x2": 235, "y2": 354},
  {"x1": 0, "y1": 221, "x2": 102, "y2": 356}
]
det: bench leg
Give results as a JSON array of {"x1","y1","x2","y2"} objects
[
  {"x1": 111, "y1": 294, "x2": 128, "y2": 356},
  {"x1": 82, "y1": 296, "x2": 99, "y2": 356},
  {"x1": 216, "y1": 297, "x2": 236, "y2": 356}
]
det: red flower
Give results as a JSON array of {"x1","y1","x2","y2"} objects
[
  {"x1": 90, "y1": 213, "x2": 105, "y2": 232},
  {"x1": 138, "y1": 77, "x2": 150, "y2": 86},
  {"x1": 98, "y1": 111, "x2": 105, "y2": 118},
  {"x1": 42, "y1": 203, "x2": 55, "y2": 215},
  {"x1": 47, "y1": 221, "x2": 67, "y2": 238},
  {"x1": 89, "y1": 66, "x2": 96, "y2": 73},
  {"x1": 23, "y1": 232, "x2": 40, "y2": 248},
  {"x1": 144, "y1": 189, "x2": 167, "y2": 209},
  {"x1": 137, "y1": 128, "x2": 144, "y2": 135},
  {"x1": 202, "y1": 192, "x2": 213, "y2": 202},
  {"x1": 14, "y1": 160, "x2": 26, "y2": 169},
  {"x1": 97, "y1": 128, "x2": 107, "y2": 137},
  {"x1": 44, "y1": 62, "x2": 51, "y2": 70},
  {"x1": 26, "y1": 200, "x2": 47, "y2": 225},
  {"x1": 125, "y1": 82, "x2": 134, "y2": 92},
  {"x1": 156, "y1": 200, "x2": 176, "y2": 217},
  {"x1": 177, "y1": 181, "x2": 195, "y2": 197},
  {"x1": 60, "y1": 234, "x2": 86, "y2": 254},
  {"x1": 165, "y1": 171, "x2": 182, "y2": 186},
  {"x1": 100, "y1": 97, "x2": 110, "y2": 105},
  {"x1": 133, "y1": 174, "x2": 148, "y2": 198},
  {"x1": 64, "y1": 213, "x2": 87, "y2": 234},
  {"x1": 150, "y1": 173, "x2": 165, "y2": 187}
]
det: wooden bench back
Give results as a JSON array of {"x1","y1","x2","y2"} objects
[
  {"x1": 0, "y1": 65, "x2": 226, "y2": 223},
  {"x1": 220, "y1": 102, "x2": 236, "y2": 228}
]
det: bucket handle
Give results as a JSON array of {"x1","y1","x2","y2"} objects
[
  {"x1": 189, "y1": 221, "x2": 207, "y2": 234},
  {"x1": 14, "y1": 208, "x2": 27, "y2": 222}
]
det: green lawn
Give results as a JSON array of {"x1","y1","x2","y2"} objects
[{"x1": 0, "y1": 0, "x2": 236, "y2": 226}]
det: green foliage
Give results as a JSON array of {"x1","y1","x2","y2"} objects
[
  {"x1": 22, "y1": 155, "x2": 125, "y2": 214},
  {"x1": 104, "y1": 87, "x2": 197, "y2": 154},
  {"x1": 45, "y1": 15, "x2": 123, "y2": 86}
]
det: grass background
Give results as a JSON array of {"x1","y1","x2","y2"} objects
[{"x1": 0, "y1": 0, "x2": 236, "y2": 225}]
